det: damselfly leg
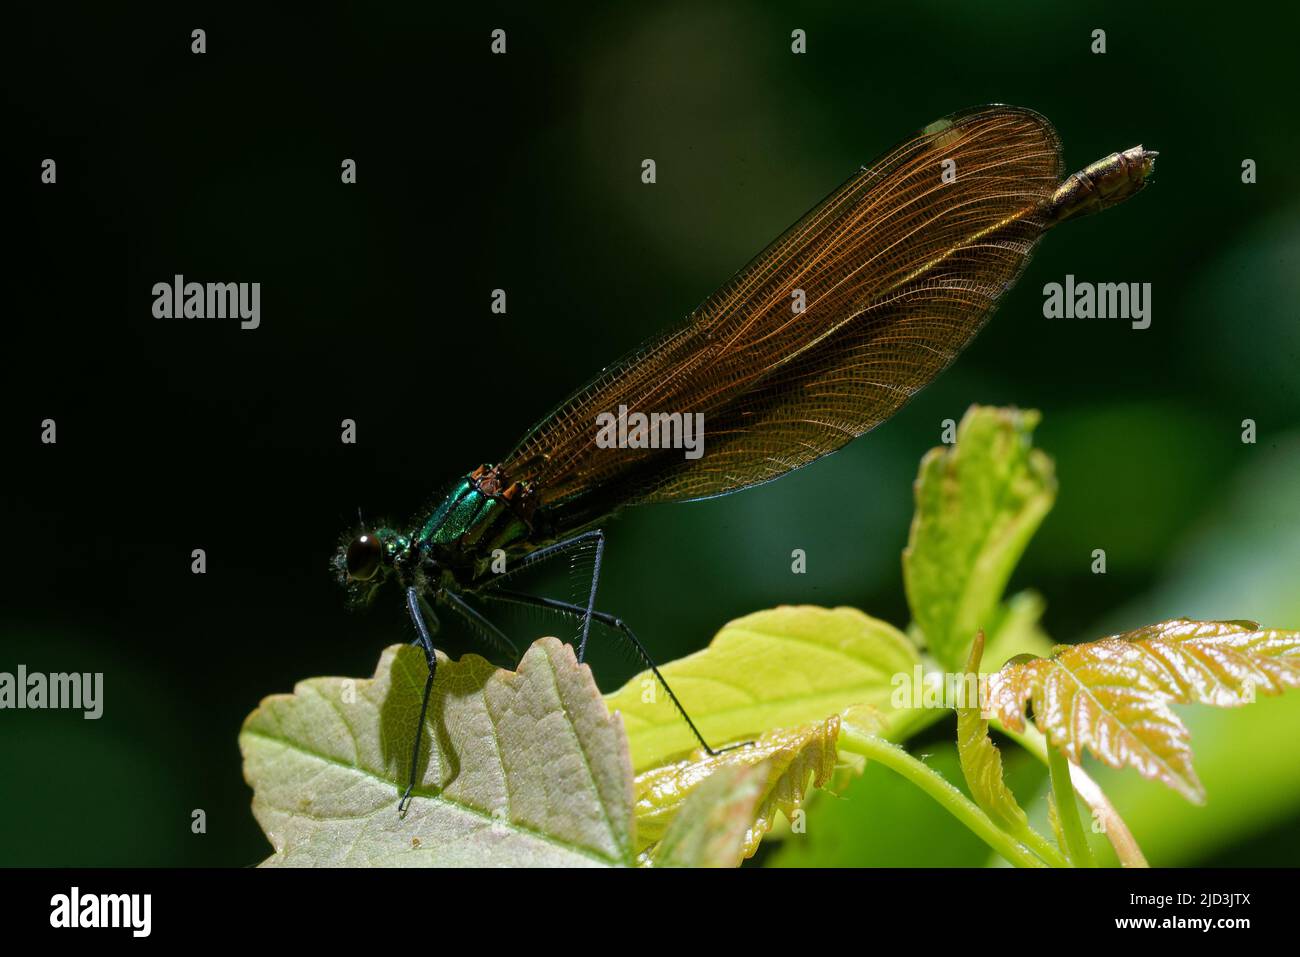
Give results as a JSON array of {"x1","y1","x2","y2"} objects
[
  {"x1": 400, "y1": 586, "x2": 439, "y2": 816},
  {"x1": 484, "y1": 588, "x2": 751, "y2": 758}
]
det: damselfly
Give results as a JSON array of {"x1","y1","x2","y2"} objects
[{"x1": 333, "y1": 105, "x2": 1157, "y2": 812}]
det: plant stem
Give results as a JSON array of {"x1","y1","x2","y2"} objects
[
  {"x1": 1014, "y1": 819, "x2": 1071, "y2": 869},
  {"x1": 998, "y1": 723, "x2": 1148, "y2": 867},
  {"x1": 839, "y1": 723, "x2": 1051, "y2": 869},
  {"x1": 1047, "y1": 744, "x2": 1096, "y2": 867}
]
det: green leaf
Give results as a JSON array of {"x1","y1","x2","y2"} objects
[
  {"x1": 903, "y1": 406, "x2": 1057, "y2": 670},
  {"x1": 604, "y1": 606, "x2": 922, "y2": 773},
  {"x1": 956, "y1": 631, "x2": 1028, "y2": 834},
  {"x1": 988, "y1": 618, "x2": 1300, "y2": 803},
  {"x1": 647, "y1": 763, "x2": 769, "y2": 867},
  {"x1": 240, "y1": 638, "x2": 635, "y2": 867},
  {"x1": 635, "y1": 716, "x2": 844, "y2": 860}
]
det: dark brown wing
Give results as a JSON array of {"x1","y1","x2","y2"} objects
[{"x1": 503, "y1": 106, "x2": 1064, "y2": 512}]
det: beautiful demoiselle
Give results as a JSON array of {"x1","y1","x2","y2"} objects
[{"x1": 333, "y1": 105, "x2": 1157, "y2": 811}]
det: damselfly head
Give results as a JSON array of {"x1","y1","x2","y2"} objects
[{"x1": 332, "y1": 525, "x2": 409, "y2": 604}]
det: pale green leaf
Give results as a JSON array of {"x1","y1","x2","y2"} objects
[
  {"x1": 648, "y1": 763, "x2": 768, "y2": 868},
  {"x1": 903, "y1": 406, "x2": 1056, "y2": 670},
  {"x1": 988, "y1": 618, "x2": 1300, "y2": 803},
  {"x1": 240, "y1": 638, "x2": 635, "y2": 867},
  {"x1": 636, "y1": 715, "x2": 843, "y2": 860},
  {"x1": 604, "y1": 606, "x2": 922, "y2": 772},
  {"x1": 956, "y1": 631, "x2": 1028, "y2": 834}
]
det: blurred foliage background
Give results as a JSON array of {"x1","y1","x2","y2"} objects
[{"x1": 2, "y1": 2, "x2": 1297, "y2": 865}]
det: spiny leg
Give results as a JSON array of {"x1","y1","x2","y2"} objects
[
  {"x1": 576, "y1": 531, "x2": 604, "y2": 663},
  {"x1": 484, "y1": 589, "x2": 750, "y2": 758},
  {"x1": 476, "y1": 529, "x2": 605, "y2": 663},
  {"x1": 400, "y1": 586, "x2": 439, "y2": 816},
  {"x1": 439, "y1": 588, "x2": 521, "y2": 662}
]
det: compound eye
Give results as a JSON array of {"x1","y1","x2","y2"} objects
[{"x1": 346, "y1": 534, "x2": 384, "y2": 581}]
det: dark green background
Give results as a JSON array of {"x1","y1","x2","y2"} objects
[{"x1": 3, "y1": 2, "x2": 1298, "y2": 866}]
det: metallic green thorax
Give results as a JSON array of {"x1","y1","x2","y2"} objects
[
  {"x1": 413, "y1": 473, "x2": 532, "y2": 583},
  {"x1": 334, "y1": 464, "x2": 578, "y2": 606}
]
